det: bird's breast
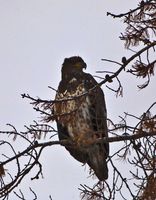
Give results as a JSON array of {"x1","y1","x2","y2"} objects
[{"x1": 54, "y1": 82, "x2": 93, "y2": 141}]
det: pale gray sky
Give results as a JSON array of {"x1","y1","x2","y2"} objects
[{"x1": 0, "y1": 1, "x2": 156, "y2": 199}]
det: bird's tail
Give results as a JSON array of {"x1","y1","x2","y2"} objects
[{"x1": 87, "y1": 144, "x2": 108, "y2": 181}]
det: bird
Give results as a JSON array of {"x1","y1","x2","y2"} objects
[{"x1": 53, "y1": 56, "x2": 109, "y2": 181}]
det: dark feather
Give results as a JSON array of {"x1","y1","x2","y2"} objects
[{"x1": 54, "y1": 56, "x2": 109, "y2": 180}]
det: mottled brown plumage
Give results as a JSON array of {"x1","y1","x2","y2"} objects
[{"x1": 54, "y1": 56, "x2": 109, "y2": 180}]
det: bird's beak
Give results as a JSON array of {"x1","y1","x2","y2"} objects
[{"x1": 83, "y1": 63, "x2": 87, "y2": 69}]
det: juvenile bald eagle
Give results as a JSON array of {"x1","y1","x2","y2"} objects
[{"x1": 54, "y1": 56, "x2": 109, "y2": 180}]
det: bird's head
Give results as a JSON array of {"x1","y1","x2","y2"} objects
[{"x1": 61, "y1": 56, "x2": 87, "y2": 80}]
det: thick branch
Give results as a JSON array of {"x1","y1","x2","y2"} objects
[{"x1": 1, "y1": 130, "x2": 156, "y2": 167}]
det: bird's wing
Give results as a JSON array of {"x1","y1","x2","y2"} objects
[{"x1": 84, "y1": 73, "x2": 109, "y2": 156}]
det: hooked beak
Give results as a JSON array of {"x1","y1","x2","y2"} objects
[{"x1": 83, "y1": 62, "x2": 87, "y2": 69}]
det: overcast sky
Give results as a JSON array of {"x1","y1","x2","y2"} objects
[{"x1": 0, "y1": 1, "x2": 156, "y2": 199}]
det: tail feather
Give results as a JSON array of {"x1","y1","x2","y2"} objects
[{"x1": 87, "y1": 145, "x2": 108, "y2": 181}]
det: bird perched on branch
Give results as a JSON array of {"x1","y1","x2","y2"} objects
[{"x1": 54, "y1": 56, "x2": 109, "y2": 181}]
